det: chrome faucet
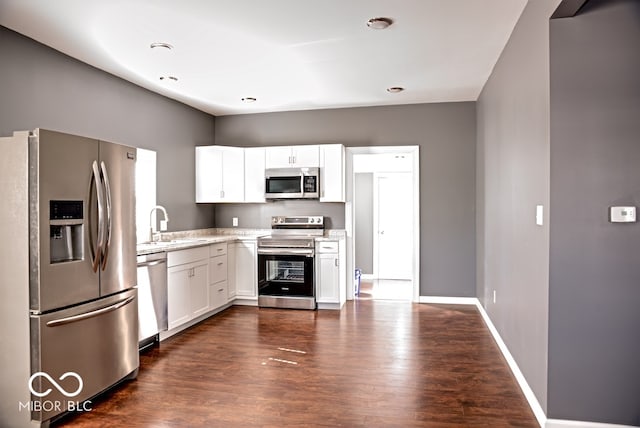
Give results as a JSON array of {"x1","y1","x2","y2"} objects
[{"x1": 149, "y1": 205, "x2": 169, "y2": 242}]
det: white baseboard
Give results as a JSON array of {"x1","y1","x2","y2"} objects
[
  {"x1": 474, "y1": 301, "x2": 547, "y2": 427},
  {"x1": 419, "y1": 297, "x2": 637, "y2": 428},
  {"x1": 418, "y1": 295, "x2": 478, "y2": 305},
  {"x1": 546, "y1": 419, "x2": 638, "y2": 428}
]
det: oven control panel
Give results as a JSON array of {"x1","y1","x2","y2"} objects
[{"x1": 272, "y1": 216, "x2": 324, "y2": 228}]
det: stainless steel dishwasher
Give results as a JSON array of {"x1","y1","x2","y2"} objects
[{"x1": 137, "y1": 252, "x2": 168, "y2": 350}]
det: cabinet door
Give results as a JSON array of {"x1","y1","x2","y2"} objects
[
  {"x1": 227, "y1": 244, "x2": 237, "y2": 300},
  {"x1": 292, "y1": 145, "x2": 320, "y2": 167},
  {"x1": 320, "y1": 144, "x2": 345, "y2": 202},
  {"x1": 221, "y1": 147, "x2": 245, "y2": 202},
  {"x1": 167, "y1": 265, "x2": 192, "y2": 330},
  {"x1": 235, "y1": 241, "x2": 257, "y2": 298},
  {"x1": 316, "y1": 254, "x2": 339, "y2": 303},
  {"x1": 190, "y1": 261, "x2": 210, "y2": 318},
  {"x1": 195, "y1": 146, "x2": 223, "y2": 203},
  {"x1": 265, "y1": 146, "x2": 294, "y2": 169},
  {"x1": 245, "y1": 147, "x2": 266, "y2": 202}
]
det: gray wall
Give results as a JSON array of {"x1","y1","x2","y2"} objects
[
  {"x1": 0, "y1": 26, "x2": 215, "y2": 232},
  {"x1": 354, "y1": 173, "x2": 374, "y2": 274},
  {"x1": 215, "y1": 102, "x2": 476, "y2": 297},
  {"x1": 548, "y1": 0, "x2": 640, "y2": 424},
  {"x1": 476, "y1": 0, "x2": 560, "y2": 412},
  {"x1": 213, "y1": 201, "x2": 345, "y2": 229}
]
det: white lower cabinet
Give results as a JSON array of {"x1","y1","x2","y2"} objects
[
  {"x1": 209, "y1": 243, "x2": 228, "y2": 310},
  {"x1": 167, "y1": 247, "x2": 210, "y2": 330},
  {"x1": 315, "y1": 240, "x2": 346, "y2": 309},
  {"x1": 231, "y1": 240, "x2": 257, "y2": 301}
]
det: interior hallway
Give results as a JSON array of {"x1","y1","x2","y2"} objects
[{"x1": 357, "y1": 279, "x2": 414, "y2": 301}]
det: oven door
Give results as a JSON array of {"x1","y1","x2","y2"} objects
[{"x1": 257, "y1": 250, "x2": 315, "y2": 297}]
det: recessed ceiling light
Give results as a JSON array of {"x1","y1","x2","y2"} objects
[
  {"x1": 367, "y1": 17, "x2": 393, "y2": 30},
  {"x1": 159, "y1": 76, "x2": 178, "y2": 82},
  {"x1": 241, "y1": 97, "x2": 257, "y2": 103},
  {"x1": 150, "y1": 42, "x2": 173, "y2": 50},
  {"x1": 386, "y1": 86, "x2": 404, "y2": 93}
]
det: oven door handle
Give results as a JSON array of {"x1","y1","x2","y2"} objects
[{"x1": 258, "y1": 248, "x2": 315, "y2": 257}]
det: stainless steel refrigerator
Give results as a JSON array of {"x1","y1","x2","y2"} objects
[{"x1": 0, "y1": 128, "x2": 139, "y2": 427}]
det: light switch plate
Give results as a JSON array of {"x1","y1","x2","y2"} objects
[
  {"x1": 609, "y1": 206, "x2": 636, "y2": 223},
  {"x1": 536, "y1": 205, "x2": 544, "y2": 226}
]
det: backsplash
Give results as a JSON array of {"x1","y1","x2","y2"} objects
[{"x1": 214, "y1": 201, "x2": 345, "y2": 229}]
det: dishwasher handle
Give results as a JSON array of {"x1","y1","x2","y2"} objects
[{"x1": 137, "y1": 260, "x2": 166, "y2": 268}]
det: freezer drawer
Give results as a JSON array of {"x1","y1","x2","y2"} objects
[{"x1": 29, "y1": 288, "x2": 139, "y2": 424}]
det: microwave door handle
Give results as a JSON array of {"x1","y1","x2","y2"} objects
[
  {"x1": 300, "y1": 172, "x2": 305, "y2": 196},
  {"x1": 100, "y1": 161, "x2": 112, "y2": 271},
  {"x1": 91, "y1": 161, "x2": 104, "y2": 273}
]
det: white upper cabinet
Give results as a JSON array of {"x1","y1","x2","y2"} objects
[
  {"x1": 196, "y1": 146, "x2": 244, "y2": 203},
  {"x1": 319, "y1": 144, "x2": 345, "y2": 202},
  {"x1": 265, "y1": 145, "x2": 320, "y2": 168},
  {"x1": 244, "y1": 147, "x2": 266, "y2": 203}
]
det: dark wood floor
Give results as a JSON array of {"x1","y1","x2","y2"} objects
[{"x1": 56, "y1": 301, "x2": 538, "y2": 427}]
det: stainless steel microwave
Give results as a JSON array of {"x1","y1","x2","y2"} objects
[{"x1": 265, "y1": 167, "x2": 320, "y2": 200}]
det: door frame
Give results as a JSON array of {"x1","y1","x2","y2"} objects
[{"x1": 345, "y1": 146, "x2": 420, "y2": 302}]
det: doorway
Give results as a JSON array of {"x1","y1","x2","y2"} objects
[{"x1": 346, "y1": 147, "x2": 419, "y2": 302}]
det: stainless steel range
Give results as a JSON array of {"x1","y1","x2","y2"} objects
[{"x1": 257, "y1": 216, "x2": 324, "y2": 310}]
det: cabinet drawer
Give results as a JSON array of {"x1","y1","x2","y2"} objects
[
  {"x1": 168, "y1": 246, "x2": 209, "y2": 267},
  {"x1": 209, "y1": 281, "x2": 228, "y2": 309},
  {"x1": 316, "y1": 241, "x2": 339, "y2": 253},
  {"x1": 210, "y1": 254, "x2": 228, "y2": 284},
  {"x1": 209, "y1": 242, "x2": 227, "y2": 257}
]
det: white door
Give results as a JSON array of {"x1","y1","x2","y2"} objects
[{"x1": 374, "y1": 173, "x2": 413, "y2": 280}]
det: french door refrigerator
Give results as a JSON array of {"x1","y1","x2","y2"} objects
[{"x1": 0, "y1": 128, "x2": 139, "y2": 427}]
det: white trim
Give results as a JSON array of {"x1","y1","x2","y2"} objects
[
  {"x1": 419, "y1": 296, "x2": 478, "y2": 305},
  {"x1": 345, "y1": 146, "x2": 420, "y2": 303},
  {"x1": 420, "y1": 298, "x2": 636, "y2": 428},
  {"x1": 419, "y1": 296, "x2": 546, "y2": 427},
  {"x1": 546, "y1": 420, "x2": 638, "y2": 428},
  {"x1": 474, "y1": 301, "x2": 547, "y2": 427}
]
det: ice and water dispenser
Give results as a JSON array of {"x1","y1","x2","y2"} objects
[{"x1": 49, "y1": 200, "x2": 84, "y2": 263}]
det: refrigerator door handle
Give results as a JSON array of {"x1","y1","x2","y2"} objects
[
  {"x1": 91, "y1": 160, "x2": 105, "y2": 273},
  {"x1": 45, "y1": 295, "x2": 135, "y2": 327},
  {"x1": 100, "y1": 161, "x2": 112, "y2": 271}
]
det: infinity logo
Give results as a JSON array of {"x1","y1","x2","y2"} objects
[{"x1": 28, "y1": 372, "x2": 83, "y2": 398}]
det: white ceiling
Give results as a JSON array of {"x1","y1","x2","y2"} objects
[{"x1": 0, "y1": 0, "x2": 527, "y2": 116}]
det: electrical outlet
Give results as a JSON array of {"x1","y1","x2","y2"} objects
[
  {"x1": 232, "y1": 217, "x2": 238, "y2": 227},
  {"x1": 160, "y1": 220, "x2": 168, "y2": 231},
  {"x1": 493, "y1": 290, "x2": 497, "y2": 304}
]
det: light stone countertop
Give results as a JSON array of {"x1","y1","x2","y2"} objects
[
  {"x1": 137, "y1": 228, "x2": 345, "y2": 255},
  {"x1": 136, "y1": 228, "x2": 269, "y2": 255}
]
